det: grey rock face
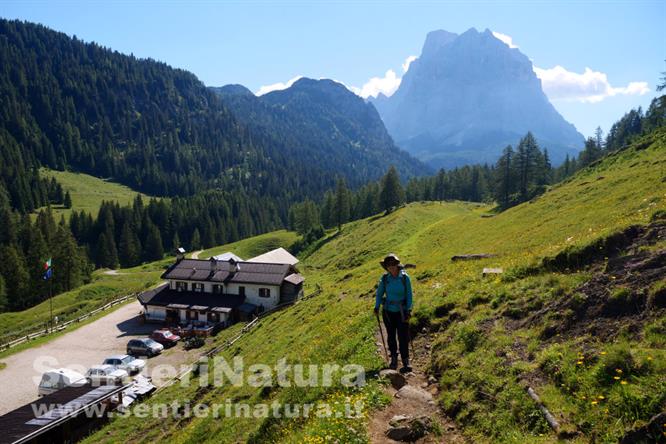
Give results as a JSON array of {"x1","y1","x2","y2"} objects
[{"x1": 372, "y1": 28, "x2": 584, "y2": 169}]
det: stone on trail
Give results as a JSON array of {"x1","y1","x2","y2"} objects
[
  {"x1": 394, "y1": 385, "x2": 434, "y2": 403},
  {"x1": 379, "y1": 369, "x2": 407, "y2": 390},
  {"x1": 385, "y1": 415, "x2": 433, "y2": 442}
]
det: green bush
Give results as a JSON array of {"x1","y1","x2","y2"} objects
[
  {"x1": 456, "y1": 323, "x2": 482, "y2": 352},
  {"x1": 594, "y1": 344, "x2": 638, "y2": 386}
]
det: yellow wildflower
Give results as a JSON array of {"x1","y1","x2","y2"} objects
[
  {"x1": 591, "y1": 401, "x2": 598, "y2": 405},
  {"x1": 613, "y1": 376, "x2": 621, "y2": 380},
  {"x1": 621, "y1": 381, "x2": 628, "y2": 385}
]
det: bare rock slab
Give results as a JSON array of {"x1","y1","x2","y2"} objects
[{"x1": 395, "y1": 384, "x2": 434, "y2": 403}]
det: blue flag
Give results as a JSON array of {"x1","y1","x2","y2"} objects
[{"x1": 43, "y1": 267, "x2": 53, "y2": 280}]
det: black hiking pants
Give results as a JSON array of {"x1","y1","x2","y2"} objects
[{"x1": 382, "y1": 309, "x2": 409, "y2": 363}]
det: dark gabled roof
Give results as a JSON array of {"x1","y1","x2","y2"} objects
[
  {"x1": 138, "y1": 285, "x2": 245, "y2": 311},
  {"x1": 229, "y1": 271, "x2": 284, "y2": 286},
  {"x1": 0, "y1": 384, "x2": 127, "y2": 444},
  {"x1": 161, "y1": 258, "x2": 293, "y2": 286}
]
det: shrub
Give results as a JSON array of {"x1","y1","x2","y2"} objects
[
  {"x1": 644, "y1": 317, "x2": 666, "y2": 346},
  {"x1": 467, "y1": 294, "x2": 490, "y2": 308},
  {"x1": 490, "y1": 290, "x2": 509, "y2": 308},
  {"x1": 456, "y1": 323, "x2": 482, "y2": 352},
  {"x1": 594, "y1": 344, "x2": 638, "y2": 386}
]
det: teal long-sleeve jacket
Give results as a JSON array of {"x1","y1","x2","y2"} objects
[{"x1": 375, "y1": 271, "x2": 413, "y2": 313}]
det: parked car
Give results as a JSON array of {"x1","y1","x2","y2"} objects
[
  {"x1": 38, "y1": 368, "x2": 87, "y2": 396},
  {"x1": 103, "y1": 354, "x2": 146, "y2": 374},
  {"x1": 150, "y1": 329, "x2": 181, "y2": 347},
  {"x1": 85, "y1": 365, "x2": 129, "y2": 386},
  {"x1": 126, "y1": 338, "x2": 164, "y2": 357},
  {"x1": 183, "y1": 336, "x2": 205, "y2": 350}
]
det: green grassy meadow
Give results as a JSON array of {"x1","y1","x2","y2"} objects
[
  {"x1": 36, "y1": 168, "x2": 155, "y2": 219},
  {"x1": 197, "y1": 230, "x2": 300, "y2": 260},
  {"x1": 78, "y1": 128, "x2": 665, "y2": 443}
]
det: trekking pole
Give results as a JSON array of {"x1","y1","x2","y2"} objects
[
  {"x1": 375, "y1": 311, "x2": 388, "y2": 362},
  {"x1": 409, "y1": 324, "x2": 415, "y2": 360}
]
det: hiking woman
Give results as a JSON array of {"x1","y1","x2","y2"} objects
[{"x1": 374, "y1": 253, "x2": 413, "y2": 373}]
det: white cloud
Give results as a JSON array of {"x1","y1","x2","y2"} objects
[
  {"x1": 402, "y1": 55, "x2": 417, "y2": 73},
  {"x1": 351, "y1": 55, "x2": 418, "y2": 99},
  {"x1": 534, "y1": 65, "x2": 650, "y2": 103},
  {"x1": 255, "y1": 75, "x2": 303, "y2": 96},
  {"x1": 351, "y1": 69, "x2": 402, "y2": 99},
  {"x1": 492, "y1": 31, "x2": 519, "y2": 49}
]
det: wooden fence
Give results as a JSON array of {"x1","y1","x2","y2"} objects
[{"x1": 0, "y1": 293, "x2": 137, "y2": 351}]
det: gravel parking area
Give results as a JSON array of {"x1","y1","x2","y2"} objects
[{"x1": 0, "y1": 300, "x2": 203, "y2": 415}]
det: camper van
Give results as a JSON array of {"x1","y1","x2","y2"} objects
[{"x1": 38, "y1": 368, "x2": 87, "y2": 396}]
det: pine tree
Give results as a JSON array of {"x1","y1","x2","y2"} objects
[
  {"x1": 52, "y1": 225, "x2": 89, "y2": 292},
  {"x1": 494, "y1": 145, "x2": 514, "y2": 209},
  {"x1": 172, "y1": 232, "x2": 181, "y2": 252},
  {"x1": 515, "y1": 132, "x2": 540, "y2": 202},
  {"x1": 0, "y1": 274, "x2": 6, "y2": 311},
  {"x1": 579, "y1": 137, "x2": 602, "y2": 167},
  {"x1": 96, "y1": 232, "x2": 119, "y2": 269},
  {"x1": 118, "y1": 221, "x2": 141, "y2": 267},
  {"x1": 594, "y1": 127, "x2": 604, "y2": 151},
  {"x1": 63, "y1": 191, "x2": 72, "y2": 209},
  {"x1": 145, "y1": 225, "x2": 164, "y2": 261},
  {"x1": 321, "y1": 191, "x2": 335, "y2": 228},
  {"x1": 0, "y1": 245, "x2": 30, "y2": 311},
  {"x1": 379, "y1": 166, "x2": 404, "y2": 214},
  {"x1": 22, "y1": 221, "x2": 49, "y2": 307},
  {"x1": 334, "y1": 178, "x2": 351, "y2": 231},
  {"x1": 190, "y1": 228, "x2": 201, "y2": 251}
]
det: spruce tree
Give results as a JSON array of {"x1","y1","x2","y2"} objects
[
  {"x1": 190, "y1": 228, "x2": 201, "y2": 251},
  {"x1": 379, "y1": 166, "x2": 404, "y2": 214},
  {"x1": 53, "y1": 225, "x2": 89, "y2": 292},
  {"x1": 63, "y1": 191, "x2": 72, "y2": 209},
  {"x1": 145, "y1": 225, "x2": 164, "y2": 261},
  {"x1": 0, "y1": 245, "x2": 30, "y2": 311},
  {"x1": 334, "y1": 178, "x2": 351, "y2": 231},
  {"x1": 172, "y1": 232, "x2": 181, "y2": 252},
  {"x1": 119, "y1": 221, "x2": 141, "y2": 267},
  {"x1": 0, "y1": 274, "x2": 6, "y2": 311}
]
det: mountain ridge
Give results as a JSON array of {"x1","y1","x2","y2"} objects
[
  {"x1": 211, "y1": 77, "x2": 432, "y2": 183},
  {"x1": 371, "y1": 27, "x2": 584, "y2": 169}
]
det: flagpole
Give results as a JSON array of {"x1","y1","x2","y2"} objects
[{"x1": 49, "y1": 278, "x2": 53, "y2": 332}]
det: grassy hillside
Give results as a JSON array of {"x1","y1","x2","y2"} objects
[
  {"x1": 81, "y1": 128, "x2": 666, "y2": 443},
  {"x1": 35, "y1": 168, "x2": 155, "y2": 219},
  {"x1": 197, "y1": 230, "x2": 299, "y2": 260}
]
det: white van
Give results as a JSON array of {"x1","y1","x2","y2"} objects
[{"x1": 38, "y1": 368, "x2": 87, "y2": 396}]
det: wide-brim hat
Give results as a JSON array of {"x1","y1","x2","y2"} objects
[{"x1": 380, "y1": 253, "x2": 401, "y2": 270}]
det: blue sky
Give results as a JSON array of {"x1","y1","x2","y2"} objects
[{"x1": 2, "y1": 0, "x2": 664, "y2": 138}]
